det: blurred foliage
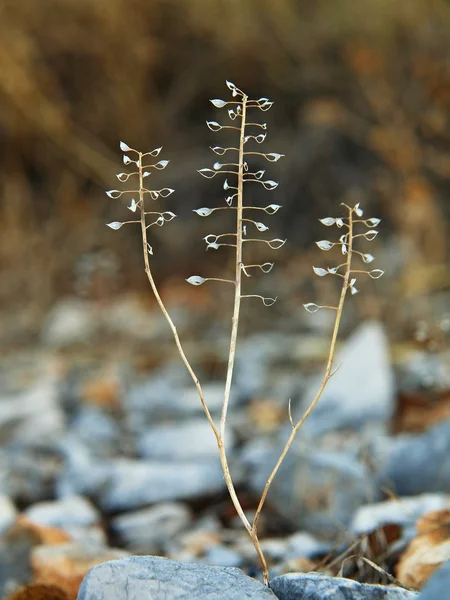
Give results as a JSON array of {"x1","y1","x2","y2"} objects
[{"x1": 0, "y1": 0, "x2": 449, "y2": 317}]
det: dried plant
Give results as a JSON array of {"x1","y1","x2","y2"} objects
[{"x1": 105, "y1": 82, "x2": 383, "y2": 585}]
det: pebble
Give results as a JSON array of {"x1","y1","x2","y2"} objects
[
  {"x1": 41, "y1": 299, "x2": 97, "y2": 346},
  {"x1": 138, "y1": 418, "x2": 228, "y2": 461},
  {"x1": 350, "y1": 493, "x2": 450, "y2": 538},
  {"x1": 25, "y1": 496, "x2": 100, "y2": 530},
  {"x1": 269, "y1": 572, "x2": 420, "y2": 600},
  {"x1": 297, "y1": 321, "x2": 395, "y2": 438},
  {"x1": 379, "y1": 418, "x2": 450, "y2": 495},
  {"x1": 111, "y1": 502, "x2": 192, "y2": 553},
  {"x1": 0, "y1": 496, "x2": 17, "y2": 536},
  {"x1": 247, "y1": 442, "x2": 373, "y2": 536},
  {"x1": 99, "y1": 458, "x2": 226, "y2": 512}
]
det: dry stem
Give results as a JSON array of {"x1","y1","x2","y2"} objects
[{"x1": 252, "y1": 205, "x2": 355, "y2": 538}]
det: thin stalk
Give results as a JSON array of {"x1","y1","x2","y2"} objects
[
  {"x1": 252, "y1": 206, "x2": 355, "y2": 535},
  {"x1": 137, "y1": 152, "x2": 218, "y2": 440},
  {"x1": 216, "y1": 96, "x2": 270, "y2": 584},
  {"x1": 137, "y1": 148, "x2": 268, "y2": 581},
  {"x1": 220, "y1": 94, "x2": 247, "y2": 437}
]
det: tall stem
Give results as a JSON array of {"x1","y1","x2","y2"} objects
[
  {"x1": 252, "y1": 206, "x2": 354, "y2": 534},
  {"x1": 221, "y1": 94, "x2": 247, "y2": 438},
  {"x1": 137, "y1": 148, "x2": 268, "y2": 582},
  {"x1": 137, "y1": 153, "x2": 217, "y2": 438}
]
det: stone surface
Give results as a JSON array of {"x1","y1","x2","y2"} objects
[
  {"x1": 99, "y1": 458, "x2": 226, "y2": 512},
  {"x1": 32, "y1": 543, "x2": 129, "y2": 600},
  {"x1": 379, "y1": 419, "x2": 450, "y2": 495},
  {"x1": 69, "y1": 407, "x2": 120, "y2": 457},
  {"x1": 246, "y1": 441, "x2": 373, "y2": 536},
  {"x1": 0, "y1": 495, "x2": 17, "y2": 536},
  {"x1": 0, "y1": 377, "x2": 65, "y2": 445},
  {"x1": 0, "y1": 520, "x2": 39, "y2": 597},
  {"x1": 298, "y1": 321, "x2": 395, "y2": 437},
  {"x1": 25, "y1": 496, "x2": 100, "y2": 530},
  {"x1": 269, "y1": 572, "x2": 420, "y2": 600},
  {"x1": 421, "y1": 560, "x2": 450, "y2": 599},
  {"x1": 77, "y1": 556, "x2": 277, "y2": 600},
  {"x1": 111, "y1": 502, "x2": 192, "y2": 553},
  {"x1": 350, "y1": 493, "x2": 450, "y2": 538},
  {"x1": 138, "y1": 418, "x2": 227, "y2": 461},
  {"x1": 41, "y1": 299, "x2": 97, "y2": 347}
]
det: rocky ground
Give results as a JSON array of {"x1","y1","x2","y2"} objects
[{"x1": 0, "y1": 294, "x2": 449, "y2": 599}]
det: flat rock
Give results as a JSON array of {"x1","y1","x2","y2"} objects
[
  {"x1": 99, "y1": 458, "x2": 226, "y2": 512},
  {"x1": 25, "y1": 496, "x2": 100, "y2": 530},
  {"x1": 298, "y1": 321, "x2": 394, "y2": 437},
  {"x1": 111, "y1": 502, "x2": 192, "y2": 553},
  {"x1": 269, "y1": 572, "x2": 420, "y2": 600},
  {"x1": 350, "y1": 493, "x2": 450, "y2": 537},
  {"x1": 246, "y1": 441, "x2": 373, "y2": 536},
  {"x1": 77, "y1": 556, "x2": 277, "y2": 600},
  {"x1": 138, "y1": 418, "x2": 227, "y2": 461},
  {"x1": 379, "y1": 419, "x2": 450, "y2": 495}
]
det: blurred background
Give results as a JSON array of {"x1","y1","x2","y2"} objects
[
  {"x1": 1, "y1": 2, "x2": 450, "y2": 594},
  {"x1": 0, "y1": 0, "x2": 449, "y2": 348}
]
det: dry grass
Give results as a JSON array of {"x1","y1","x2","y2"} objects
[{"x1": 0, "y1": 0, "x2": 449, "y2": 318}]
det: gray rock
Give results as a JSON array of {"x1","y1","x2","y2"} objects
[
  {"x1": 246, "y1": 441, "x2": 373, "y2": 536},
  {"x1": 269, "y1": 572, "x2": 420, "y2": 600},
  {"x1": 25, "y1": 495, "x2": 100, "y2": 529},
  {"x1": 124, "y1": 372, "x2": 229, "y2": 434},
  {"x1": 138, "y1": 418, "x2": 227, "y2": 461},
  {"x1": 41, "y1": 298, "x2": 97, "y2": 346},
  {"x1": 111, "y1": 502, "x2": 192, "y2": 553},
  {"x1": 0, "y1": 496, "x2": 17, "y2": 536},
  {"x1": 421, "y1": 561, "x2": 450, "y2": 600},
  {"x1": 56, "y1": 438, "x2": 113, "y2": 499},
  {"x1": 0, "y1": 520, "x2": 36, "y2": 597},
  {"x1": 70, "y1": 407, "x2": 120, "y2": 457},
  {"x1": 0, "y1": 445, "x2": 62, "y2": 503},
  {"x1": 379, "y1": 419, "x2": 450, "y2": 495},
  {"x1": 298, "y1": 322, "x2": 394, "y2": 437},
  {"x1": 204, "y1": 544, "x2": 244, "y2": 568},
  {"x1": 100, "y1": 458, "x2": 226, "y2": 512},
  {"x1": 285, "y1": 532, "x2": 330, "y2": 560},
  {"x1": 102, "y1": 295, "x2": 172, "y2": 341},
  {"x1": 77, "y1": 556, "x2": 277, "y2": 600},
  {"x1": 350, "y1": 493, "x2": 450, "y2": 537},
  {"x1": 0, "y1": 377, "x2": 65, "y2": 445}
]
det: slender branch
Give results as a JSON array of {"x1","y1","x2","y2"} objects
[
  {"x1": 137, "y1": 152, "x2": 219, "y2": 443},
  {"x1": 220, "y1": 95, "x2": 247, "y2": 437},
  {"x1": 252, "y1": 205, "x2": 354, "y2": 534}
]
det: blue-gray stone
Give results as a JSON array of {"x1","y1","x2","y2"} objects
[
  {"x1": 77, "y1": 556, "x2": 277, "y2": 600},
  {"x1": 421, "y1": 561, "x2": 450, "y2": 600},
  {"x1": 111, "y1": 503, "x2": 191, "y2": 553},
  {"x1": 269, "y1": 572, "x2": 420, "y2": 600},
  {"x1": 298, "y1": 322, "x2": 394, "y2": 438},
  {"x1": 247, "y1": 442, "x2": 373, "y2": 536},
  {"x1": 138, "y1": 418, "x2": 226, "y2": 462},
  {"x1": 99, "y1": 458, "x2": 226, "y2": 512},
  {"x1": 379, "y1": 419, "x2": 450, "y2": 495},
  {"x1": 25, "y1": 495, "x2": 100, "y2": 529}
]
